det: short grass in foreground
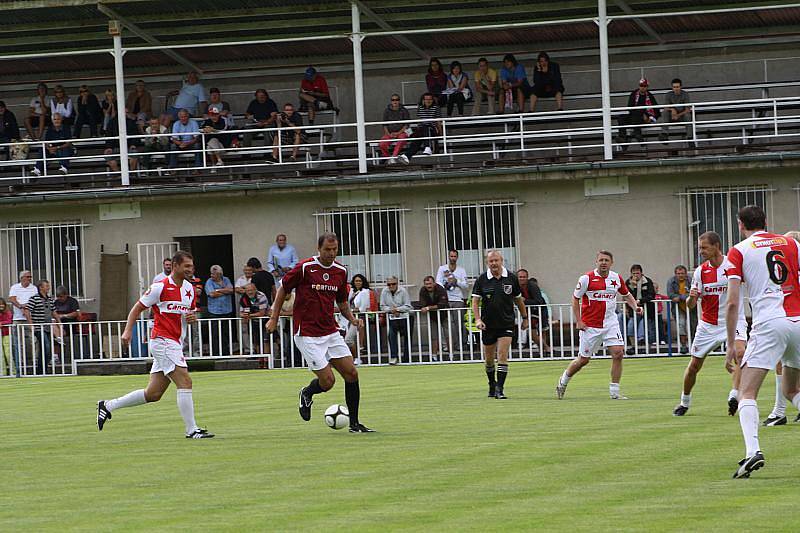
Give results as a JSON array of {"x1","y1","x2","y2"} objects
[{"x1": 2, "y1": 358, "x2": 799, "y2": 531}]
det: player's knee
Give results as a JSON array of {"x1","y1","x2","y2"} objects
[
  {"x1": 319, "y1": 374, "x2": 335, "y2": 391},
  {"x1": 344, "y1": 367, "x2": 359, "y2": 383},
  {"x1": 578, "y1": 356, "x2": 590, "y2": 367},
  {"x1": 145, "y1": 389, "x2": 164, "y2": 402}
]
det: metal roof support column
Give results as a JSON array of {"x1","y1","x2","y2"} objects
[
  {"x1": 351, "y1": 2, "x2": 368, "y2": 174},
  {"x1": 112, "y1": 28, "x2": 130, "y2": 186},
  {"x1": 597, "y1": 0, "x2": 613, "y2": 160}
]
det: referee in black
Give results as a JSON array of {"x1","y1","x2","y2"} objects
[{"x1": 471, "y1": 250, "x2": 528, "y2": 399}]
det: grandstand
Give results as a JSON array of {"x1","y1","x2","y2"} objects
[{"x1": 0, "y1": 0, "x2": 799, "y2": 376}]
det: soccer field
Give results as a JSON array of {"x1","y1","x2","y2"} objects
[{"x1": 2, "y1": 358, "x2": 798, "y2": 531}]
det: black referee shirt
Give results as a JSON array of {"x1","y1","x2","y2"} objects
[{"x1": 471, "y1": 267, "x2": 522, "y2": 329}]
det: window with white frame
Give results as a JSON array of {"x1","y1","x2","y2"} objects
[
  {"x1": 682, "y1": 186, "x2": 772, "y2": 268},
  {"x1": 0, "y1": 221, "x2": 88, "y2": 299},
  {"x1": 314, "y1": 207, "x2": 408, "y2": 283},
  {"x1": 427, "y1": 200, "x2": 520, "y2": 278}
]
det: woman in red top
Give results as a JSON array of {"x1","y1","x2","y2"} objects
[
  {"x1": 0, "y1": 298, "x2": 14, "y2": 376},
  {"x1": 426, "y1": 58, "x2": 448, "y2": 107}
]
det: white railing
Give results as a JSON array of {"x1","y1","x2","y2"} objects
[
  {"x1": 2, "y1": 95, "x2": 798, "y2": 185},
  {"x1": 0, "y1": 301, "x2": 718, "y2": 378}
]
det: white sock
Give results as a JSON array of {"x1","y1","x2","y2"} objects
[
  {"x1": 791, "y1": 392, "x2": 800, "y2": 412},
  {"x1": 106, "y1": 389, "x2": 146, "y2": 412},
  {"x1": 680, "y1": 393, "x2": 692, "y2": 408},
  {"x1": 177, "y1": 389, "x2": 199, "y2": 435},
  {"x1": 560, "y1": 370, "x2": 571, "y2": 386},
  {"x1": 738, "y1": 399, "x2": 760, "y2": 457},
  {"x1": 729, "y1": 388, "x2": 739, "y2": 401},
  {"x1": 610, "y1": 382, "x2": 620, "y2": 397},
  {"x1": 771, "y1": 375, "x2": 786, "y2": 417}
]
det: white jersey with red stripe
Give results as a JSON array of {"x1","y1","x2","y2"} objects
[
  {"x1": 726, "y1": 231, "x2": 800, "y2": 327},
  {"x1": 139, "y1": 275, "x2": 196, "y2": 344},
  {"x1": 690, "y1": 256, "x2": 745, "y2": 326},
  {"x1": 574, "y1": 269, "x2": 629, "y2": 329}
]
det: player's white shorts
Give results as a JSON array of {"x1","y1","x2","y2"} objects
[
  {"x1": 579, "y1": 325, "x2": 624, "y2": 357},
  {"x1": 149, "y1": 337, "x2": 187, "y2": 375},
  {"x1": 690, "y1": 320, "x2": 748, "y2": 358},
  {"x1": 742, "y1": 317, "x2": 800, "y2": 370},
  {"x1": 295, "y1": 332, "x2": 352, "y2": 371}
]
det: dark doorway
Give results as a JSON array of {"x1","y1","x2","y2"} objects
[{"x1": 174, "y1": 234, "x2": 234, "y2": 310}]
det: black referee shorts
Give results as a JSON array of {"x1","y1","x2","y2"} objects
[{"x1": 481, "y1": 327, "x2": 515, "y2": 346}]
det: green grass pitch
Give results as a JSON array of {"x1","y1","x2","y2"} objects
[{"x1": 2, "y1": 357, "x2": 799, "y2": 531}]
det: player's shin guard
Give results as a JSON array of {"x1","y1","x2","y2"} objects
[
  {"x1": 485, "y1": 365, "x2": 496, "y2": 389},
  {"x1": 345, "y1": 380, "x2": 360, "y2": 426},
  {"x1": 306, "y1": 377, "x2": 325, "y2": 397},
  {"x1": 177, "y1": 389, "x2": 199, "y2": 435},
  {"x1": 497, "y1": 364, "x2": 509, "y2": 389},
  {"x1": 106, "y1": 389, "x2": 147, "y2": 411},
  {"x1": 738, "y1": 399, "x2": 761, "y2": 457},
  {"x1": 791, "y1": 392, "x2": 800, "y2": 411}
]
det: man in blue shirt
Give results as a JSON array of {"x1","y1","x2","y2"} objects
[
  {"x1": 499, "y1": 54, "x2": 530, "y2": 113},
  {"x1": 204, "y1": 265, "x2": 234, "y2": 356},
  {"x1": 267, "y1": 234, "x2": 299, "y2": 281},
  {"x1": 168, "y1": 109, "x2": 202, "y2": 169},
  {"x1": 167, "y1": 71, "x2": 207, "y2": 118}
]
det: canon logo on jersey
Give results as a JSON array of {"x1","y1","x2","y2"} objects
[
  {"x1": 591, "y1": 291, "x2": 616, "y2": 300},
  {"x1": 164, "y1": 302, "x2": 192, "y2": 313},
  {"x1": 703, "y1": 285, "x2": 727, "y2": 295}
]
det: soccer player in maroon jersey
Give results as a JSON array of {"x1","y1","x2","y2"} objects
[
  {"x1": 266, "y1": 233, "x2": 374, "y2": 433},
  {"x1": 97, "y1": 251, "x2": 213, "y2": 439}
]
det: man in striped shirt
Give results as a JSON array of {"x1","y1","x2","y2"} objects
[
  {"x1": 397, "y1": 92, "x2": 442, "y2": 164},
  {"x1": 24, "y1": 279, "x2": 59, "y2": 375}
]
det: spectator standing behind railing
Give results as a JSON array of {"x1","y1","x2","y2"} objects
[
  {"x1": 380, "y1": 94, "x2": 410, "y2": 165},
  {"x1": 53, "y1": 285, "x2": 80, "y2": 362},
  {"x1": 205, "y1": 265, "x2": 234, "y2": 356},
  {"x1": 659, "y1": 78, "x2": 691, "y2": 143},
  {"x1": 153, "y1": 258, "x2": 172, "y2": 284},
  {"x1": 239, "y1": 283, "x2": 269, "y2": 356},
  {"x1": 234, "y1": 264, "x2": 254, "y2": 297},
  {"x1": 126, "y1": 80, "x2": 153, "y2": 130},
  {"x1": 168, "y1": 109, "x2": 201, "y2": 171},
  {"x1": 139, "y1": 117, "x2": 169, "y2": 172},
  {"x1": 166, "y1": 71, "x2": 207, "y2": 119},
  {"x1": 499, "y1": 54, "x2": 530, "y2": 113},
  {"x1": 619, "y1": 78, "x2": 661, "y2": 146},
  {"x1": 267, "y1": 103, "x2": 304, "y2": 163},
  {"x1": 8, "y1": 270, "x2": 36, "y2": 377},
  {"x1": 247, "y1": 257, "x2": 276, "y2": 304},
  {"x1": 25, "y1": 82, "x2": 51, "y2": 141},
  {"x1": 244, "y1": 89, "x2": 278, "y2": 147},
  {"x1": 344, "y1": 274, "x2": 371, "y2": 365},
  {"x1": 517, "y1": 268, "x2": 551, "y2": 354},
  {"x1": 396, "y1": 92, "x2": 441, "y2": 165},
  {"x1": 32, "y1": 113, "x2": 73, "y2": 177},
  {"x1": 418, "y1": 275, "x2": 449, "y2": 361},
  {"x1": 24, "y1": 279, "x2": 60, "y2": 375},
  {"x1": 667, "y1": 264, "x2": 696, "y2": 354},
  {"x1": 472, "y1": 58, "x2": 498, "y2": 116},
  {"x1": 436, "y1": 249, "x2": 469, "y2": 348},
  {"x1": 299, "y1": 67, "x2": 339, "y2": 125},
  {"x1": 425, "y1": 58, "x2": 448, "y2": 108},
  {"x1": 201, "y1": 105, "x2": 232, "y2": 171},
  {"x1": 0, "y1": 101, "x2": 20, "y2": 145},
  {"x1": 0, "y1": 298, "x2": 14, "y2": 377},
  {"x1": 381, "y1": 276, "x2": 413, "y2": 365},
  {"x1": 444, "y1": 61, "x2": 471, "y2": 117},
  {"x1": 50, "y1": 85, "x2": 74, "y2": 128},
  {"x1": 530, "y1": 52, "x2": 565, "y2": 112},
  {"x1": 622, "y1": 264, "x2": 658, "y2": 354},
  {"x1": 73, "y1": 85, "x2": 102, "y2": 138},
  {"x1": 104, "y1": 108, "x2": 141, "y2": 173},
  {"x1": 267, "y1": 234, "x2": 299, "y2": 282}
]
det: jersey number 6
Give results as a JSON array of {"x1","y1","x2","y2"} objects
[{"x1": 766, "y1": 250, "x2": 788, "y2": 285}]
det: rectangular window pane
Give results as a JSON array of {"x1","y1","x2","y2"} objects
[
  {"x1": 331, "y1": 213, "x2": 366, "y2": 276},
  {"x1": 9, "y1": 222, "x2": 86, "y2": 298},
  {"x1": 368, "y1": 211, "x2": 402, "y2": 283}
]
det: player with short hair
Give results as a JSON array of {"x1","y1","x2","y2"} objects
[
  {"x1": 726, "y1": 206, "x2": 800, "y2": 478},
  {"x1": 557, "y1": 250, "x2": 642, "y2": 400},
  {"x1": 97, "y1": 250, "x2": 213, "y2": 439},
  {"x1": 471, "y1": 249, "x2": 528, "y2": 399},
  {"x1": 266, "y1": 232, "x2": 374, "y2": 433},
  {"x1": 673, "y1": 231, "x2": 748, "y2": 417}
]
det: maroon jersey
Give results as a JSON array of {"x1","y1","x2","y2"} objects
[{"x1": 281, "y1": 256, "x2": 348, "y2": 336}]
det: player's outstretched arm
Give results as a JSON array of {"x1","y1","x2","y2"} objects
[
  {"x1": 120, "y1": 302, "x2": 147, "y2": 346},
  {"x1": 724, "y1": 278, "x2": 742, "y2": 374}
]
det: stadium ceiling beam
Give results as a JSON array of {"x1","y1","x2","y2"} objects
[
  {"x1": 612, "y1": 0, "x2": 664, "y2": 44},
  {"x1": 352, "y1": 0, "x2": 428, "y2": 60},
  {"x1": 95, "y1": 3, "x2": 204, "y2": 74}
]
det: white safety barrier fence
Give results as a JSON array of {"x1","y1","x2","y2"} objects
[{"x1": 0, "y1": 301, "x2": 728, "y2": 378}]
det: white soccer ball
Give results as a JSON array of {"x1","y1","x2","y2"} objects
[{"x1": 324, "y1": 404, "x2": 349, "y2": 430}]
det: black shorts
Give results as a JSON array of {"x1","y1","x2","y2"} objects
[
  {"x1": 531, "y1": 85, "x2": 563, "y2": 98},
  {"x1": 481, "y1": 327, "x2": 515, "y2": 346}
]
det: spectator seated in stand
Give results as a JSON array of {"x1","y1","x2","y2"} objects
[
  {"x1": 31, "y1": 113, "x2": 73, "y2": 176},
  {"x1": 139, "y1": 117, "x2": 169, "y2": 171},
  {"x1": 73, "y1": 85, "x2": 102, "y2": 138},
  {"x1": 444, "y1": 61, "x2": 471, "y2": 117},
  {"x1": 166, "y1": 71, "x2": 207, "y2": 119},
  {"x1": 0, "y1": 100, "x2": 21, "y2": 145},
  {"x1": 168, "y1": 108, "x2": 202, "y2": 171},
  {"x1": 619, "y1": 78, "x2": 661, "y2": 146},
  {"x1": 379, "y1": 94, "x2": 410, "y2": 165},
  {"x1": 201, "y1": 105, "x2": 233, "y2": 171},
  {"x1": 418, "y1": 275, "x2": 449, "y2": 360},
  {"x1": 499, "y1": 54, "x2": 530, "y2": 114},
  {"x1": 397, "y1": 92, "x2": 442, "y2": 165},
  {"x1": 104, "y1": 108, "x2": 141, "y2": 173},
  {"x1": 101, "y1": 89, "x2": 116, "y2": 134},
  {"x1": 298, "y1": 67, "x2": 338, "y2": 125},
  {"x1": 530, "y1": 51, "x2": 565, "y2": 112},
  {"x1": 205, "y1": 87, "x2": 234, "y2": 129},
  {"x1": 266, "y1": 103, "x2": 305, "y2": 163},
  {"x1": 126, "y1": 79, "x2": 153, "y2": 129},
  {"x1": 25, "y1": 82, "x2": 51, "y2": 141},
  {"x1": 659, "y1": 78, "x2": 692, "y2": 143},
  {"x1": 472, "y1": 58, "x2": 498, "y2": 116},
  {"x1": 50, "y1": 85, "x2": 75, "y2": 128},
  {"x1": 244, "y1": 89, "x2": 278, "y2": 147},
  {"x1": 380, "y1": 276, "x2": 413, "y2": 365},
  {"x1": 425, "y1": 58, "x2": 448, "y2": 108},
  {"x1": 344, "y1": 274, "x2": 372, "y2": 364}
]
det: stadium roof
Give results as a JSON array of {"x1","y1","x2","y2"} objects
[{"x1": 0, "y1": 1, "x2": 798, "y2": 79}]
